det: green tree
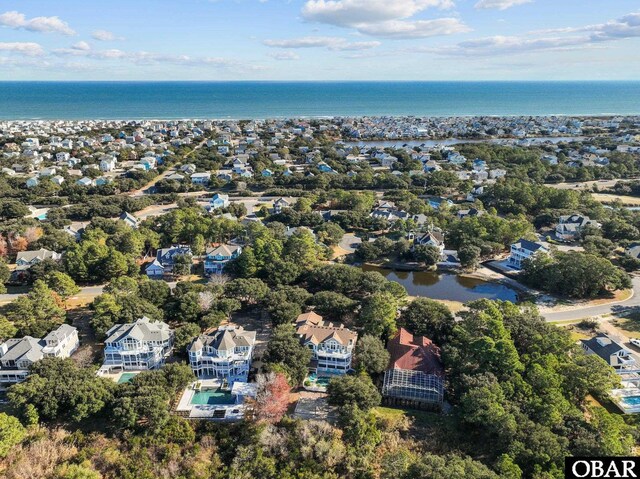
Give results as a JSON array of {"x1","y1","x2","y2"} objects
[
  {"x1": 3, "y1": 280, "x2": 66, "y2": 337},
  {"x1": 400, "y1": 298, "x2": 453, "y2": 343},
  {"x1": 0, "y1": 413, "x2": 26, "y2": 458},
  {"x1": 359, "y1": 292, "x2": 398, "y2": 338},
  {"x1": 263, "y1": 324, "x2": 312, "y2": 386},
  {"x1": 45, "y1": 271, "x2": 80, "y2": 302},
  {"x1": 327, "y1": 373, "x2": 381, "y2": 411},
  {"x1": 8, "y1": 358, "x2": 115, "y2": 423},
  {"x1": 354, "y1": 334, "x2": 390, "y2": 375},
  {"x1": 174, "y1": 322, "x2": 201, "y2": 354}
]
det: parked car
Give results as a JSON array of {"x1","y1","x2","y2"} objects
[{"x1": 629, "y1": 338, "x2": 640, "y2": 348}]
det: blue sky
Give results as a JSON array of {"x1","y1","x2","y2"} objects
[{"x1": 0, "y1": 0, "x2": 639, "y2": 80}]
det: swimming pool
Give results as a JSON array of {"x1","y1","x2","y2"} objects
[
  {"x1": 191, "y1": 388, "x2": 235, "y2": 405},
  {"x1": 307, "y1": 373, "x2": 331, "y2": 387},
  {"x1": 620, "y1": 396, "x2": 640, "y2": 406},
  {"x1": 117, "y1": 372, "x2": 137, "y2": 384}
]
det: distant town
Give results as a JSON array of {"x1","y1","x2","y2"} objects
[{"x1": 1, "y1": 115, "x2": 640, "y2": 478}]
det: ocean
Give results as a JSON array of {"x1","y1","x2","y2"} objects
[{"x1": 0, "y1": 81, "x2": 639, "y2": 120}]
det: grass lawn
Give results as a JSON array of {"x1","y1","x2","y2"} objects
[
  {"x1": 611, "y1": 316, "x2": 640, "y2": 338},
  {"x1": 592, "y1": 193, "x2": 640, "y2": 206}
]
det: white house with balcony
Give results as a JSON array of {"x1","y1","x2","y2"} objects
[
  {"x1": 101, "y1": 317, "x2": 174, "y2": 372},
  {"x1": 581, "y1": 333, "x2": 636, "y2": 372},
  {"x1": 507, "y1": 238, "x2": 549, "y2": 269},
  {"x1": 296, "y1": 312, "x2": 357, "y2": 375},
  {"x1": 0, "y1": 324, "x2": 78, "y2": 387},
  {"x1": 204, "y1": 244, "x2": 242, "y2": 275},
  {"x1": 188, "y1": 325, "x2": 256, "y2": 384}
]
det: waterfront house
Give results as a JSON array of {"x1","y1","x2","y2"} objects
[
  {"x1": 413, "y1": 230, "x2": 445, "y2": 256},
  {"x1": 381, "y1": 328, "x2": 444, "y2": 409},
  {"x1": 204, "y1": 244, "x2": 242, "y2": 275},
  {"x1": 101, "y1": 317, "x2": 173, "y2": 372},
  {"x1": 209, "y1": 193, "x2": 230, "y2": 210},
  {"x1": 296, "y1": 312, "x2": 357, "y2": 375},
  {"x1": 581, "y1": 333, "x2": 636, "y2": 372},
  {"x1": 555, "y1": 214, "x2": 600, "y2": 242},
  {"x1": 0, "y1": 324, "x2": 79, "y2": 387},
  {"x1": 188, "y1": 325, "x2": 256, "y2": 383},
  {"x1": 508, "y1": 238, "x2": 548, "y2": 269}
]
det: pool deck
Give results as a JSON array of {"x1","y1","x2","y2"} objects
[
  {"x1": 96, "y1": 369, "x2": 142, "y2": 384},
  {"x1": 176, "y1": 379, "x2": 250, "y2": 420},
  {"x1": 611, "y1": 386, "x2": 640, "y2": 414}
]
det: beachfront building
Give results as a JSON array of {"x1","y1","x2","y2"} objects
[
  {"x1": 381, "y1": 328, "x2": 445, "y2": 409},
  {"x1": 507, "y1": 238, "x2": 549, "y2": 269},
  {"x1": 188, "y1": 325, "x2": 256, "y2": 383},
  {"x1": 296, "y1": 312, "x2": 357, "y2": 375},
  {"x1": 204, "y1": 244, "x2": 242, "y2": 275},
  {"x1": 0, "y1": 324, "x2": 79, "y2": 386},
  {"x1": 101, "y1": 317, "x2": 174, "y2": 372}
]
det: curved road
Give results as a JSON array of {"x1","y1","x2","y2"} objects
[{"x1": 542, "y1": 275, "x2": 640, "y2": 322}]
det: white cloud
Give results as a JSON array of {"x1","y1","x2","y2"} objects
[
  {"x1": 52, "y1": 44, "x2": 263, "y2": 72},
  {"x1": 302, "y1": 0, "x2": 453, "y2": 26},
  {"x1": 263, "y1": 36, "x2": 380, "y2": 50},
  {"x1": 0, "y1": 42, "x2": 45, "y2": 56},
  {"x1": 0, "y1": 11, "x2": 75, "y2": 35},
  {"x1": 357, "y1": 18, "x2": 470, "y2": 38},
  {"x1": 301, "y1": 0, "x2": 467, "y2": 39},
  {"x1": 474, "y1": 0, "x2": 532, "y2": 11},
  {"x1": 267, "y1": 51, "x2": 300, "y2": 60},
  {"x1": 92, "y1": 30, "x2": 124, "y2": 41},
  {"x1": 432, "y1": 11, "x2": 640, "y2": 57}
]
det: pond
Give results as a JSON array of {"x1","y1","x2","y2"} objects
[{"x1": 362, "y1": 264, "x2": 518, "y2": 303}]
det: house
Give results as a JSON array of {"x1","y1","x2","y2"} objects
[
  {"x1": 204, "y1": 244, "x2": 242, "y2": 275},
  {"x1": 427, "y1": 197, "x2": 453, "y2": 210},
  {"x1": 555, "y1": 214, "x2": 600, "y2": 242},
  {"x1": 101, "y1": 317, "x2": 174, "y2": 372},
  {"x1": 0, "y1": 325, "x2": 79, "y2": 386},
  {"x1": 209, "y1": 193, "x2": 230, "y2": 210},
  {"x1": 155, "y1": 245, "x2": 192, "y2": 273},
  {"x1": 508, "y1": 238, "x2": 548, "y2": 269},
  {"x1": 381, "y1": 328, "x2": 444, "y2": 409},
  {"x1": 145, "y1": 259, "x2": 165, "y2": 279},
  {"x1": 100, "y1": 157, "x2": 117, "y2": 172},
  {"x1": 296, "y1": 312, "x2": 357, "y2": 375},
  {"x1": 26, "y1": 176, "x2": 39, "y2": 188},
  {"x1": 52, "y1": 175, "x2": 65, "y2": 186},
  {"x1": 457, "y1": 207, "x2": 485, "y2": 220},
  {"x1": 188, "y1": 325, "x2": 256, "y2": 383},
  {"x1": 16, "y1": 249, "x2": 61, "y2": 267},
  {"x1": 414, "y1": 230, "x2": 445, "y2": 256},
  {"x1": 261, "y1": 168, "x2": 273, "y2": 177},
  {"x1": 626, "y1": 243, "x2": 640, "y2": 260},
  {"x1": 76, "y1": 177, "x2": 94, "y2": 187},
  {"x1": 119, "y1": 212, "x2": 140, "y2": 229},
  {"x1": 191, "y1": 172, "x2": 211, "y2": 185},
  {"x1": 581, "y1": 333, "x2": 636, "y2": 372},
  {"x1": 273, "y1": 197, "x2": 291, "y2": 214}
]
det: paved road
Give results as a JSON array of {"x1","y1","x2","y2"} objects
[
  {"x1": 542, "y1": 276, "x2": 640, "y2": 322},
  {"x1": 0, "y1": 284, "x2": 106, "y2": 305}
]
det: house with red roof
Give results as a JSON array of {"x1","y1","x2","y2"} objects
[{"x1": 381, "y1": 327, "x2": 445, "y2": 410}]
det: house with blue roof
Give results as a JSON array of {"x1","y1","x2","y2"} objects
[{"x1": 204, "y1": 244, "x2": 242, "y2": 275}]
